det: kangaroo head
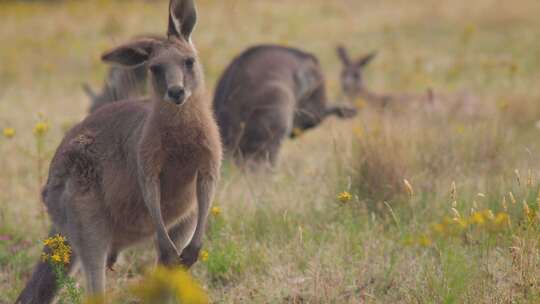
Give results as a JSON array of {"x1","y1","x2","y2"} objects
[
  {"x1": 336, "y1": 45, "x2": 377, "y2": 101},
  {"x1": 101, "y1": 0, "x2": 200, "y2": 107}
]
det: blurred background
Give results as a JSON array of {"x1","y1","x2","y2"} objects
[{"x1": 1, "y1": 0, "x2": 540, "y2": 303}]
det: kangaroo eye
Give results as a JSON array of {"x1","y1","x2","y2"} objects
[
  {"x1": 150, "y1": 64, "x2": 164, "y2": 75},
  {"x1": 185, "y1": 58, "x2": 195, "y2": 69}
]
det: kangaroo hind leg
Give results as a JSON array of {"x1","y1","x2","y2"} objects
[{"x1": 62, "y1": 189, "x2": 111, "y2": 298}]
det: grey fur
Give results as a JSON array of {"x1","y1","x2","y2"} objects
[
  {"x1": 84, "y1": 35, "x2": 168, "y2": 113},
  {"x1": 84, "y1": 64, "x2": 148, "y2": 113},
  {"x1": 337, "y1": 45, "x2": 440, "y2": 107},
  {"x1": 213, "y1": 44, "x2": 357, "y2": 168},
  {"x1": 16, "y1": 0, "x2": 221, "y2": 302},
  {"x1": 336, "y1": 45, "x2": 388, "y2": 105}
]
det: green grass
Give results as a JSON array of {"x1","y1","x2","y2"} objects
[{"x1": 1, "y1": 0, "x2": 540, "y2": 303}]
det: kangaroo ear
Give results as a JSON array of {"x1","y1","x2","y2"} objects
[
  {"x1": 336, "y1": 45, "x2": 351, "y2": 66},
  {"x1": 168, "y1": 0, "x2": 197, "y2": 41},
  {"x1": 82, "y1": 83, "x2": 97, "y2": 100},
  {"x1": 356, "y1": 51, "x2": 377, "y2": 68},
  {"x1": 101, "y1": 39, "x2": 156, "y2": 67},
  {"x1": 326, "y1": 105, "x2": 358, "y2": 119}
]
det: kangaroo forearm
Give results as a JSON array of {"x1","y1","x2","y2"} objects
[
  {"x1": 191, "y1": 174, "x2": 216, "y2": 247},
  {"x1": 141, "y1": 179, "x2": 178, "y2": 254}
]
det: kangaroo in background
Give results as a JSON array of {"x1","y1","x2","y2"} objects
[
  {"x1": 214, "y1": 44, "x2": 358, "y2": 168},
  {"x1": 83, "y1": 35, "x2": 167, "y2": 113},
  {"x1": 16, "y1": 0, "x2": 221, "y2": 302},
  {"x1": 83, "y1": 63, "x2": 147, "y2": 112},
  {"x1": 337, "y1": 45, "x2": 485, "y2": 118},
  {"x1": 337, "y1": 45, "x2": 400, "y2": 107}
]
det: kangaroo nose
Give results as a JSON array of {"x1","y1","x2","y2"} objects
[{"x1": 167, "y1": 86, "x2": 185, "y2": 104}]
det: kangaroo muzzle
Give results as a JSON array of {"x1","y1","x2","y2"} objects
[{"x1": 166, "y1": 85, "x2": 191, "y2": 105}]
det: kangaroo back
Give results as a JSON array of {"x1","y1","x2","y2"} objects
[{"x1": 213, "y1": 44, "x2": 357, "y2": 168}]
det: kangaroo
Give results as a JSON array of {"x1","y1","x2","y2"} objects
[
  {"x1": 83, "y1": 35, "x2": 166, "y2": 113},
  {"x1": 83, "y1": 64, "x2": 147, "y2": 113},
  {"x1": 337, "y1": 45, "x2": 486, "y2": 118},
  {"x1": 16, "y1": 0, "x2": 221, "y2": 303},
  {"x1": 214, "y1": 44, "x2": 358, "y2": 168},
  {"x1": 337, "y1": 45, "x2": 400, "y2": 107}
]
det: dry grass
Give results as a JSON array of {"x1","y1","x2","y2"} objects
[{"x1": 1, "y1": 0, "x2": 540, "y2": 303}]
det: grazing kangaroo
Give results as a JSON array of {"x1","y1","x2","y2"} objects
[
  {"x1": 336, "y1": 45, "x2": 399, "y2": 107},
  {"x1": 83, "y1": 35, "x2": 167, "y2": 113},
  {"x1": 337, "y1": 45, "x2": 485, "y2": 118},
  {"x1": 16, "y1": 0, "x2": 221, "y2": 303},
  {"x1": 214, "y1": 44, "x2": 358, "y2": 168}
]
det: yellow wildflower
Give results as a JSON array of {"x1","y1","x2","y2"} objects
[
  {"x1": 199, "y1": 250, "x2": 209, "y2": 262},
  {"x1": 132, "y1": 266, "x2": 209, "y2": 304},
  {"x1": 33, "y1": 121, "x2": 49, "y2": 137},
  {"x1": 42, "y1": 234, "x2": 72, "y2": 265},
  {"x1": 51, "y1": 254, "x2": 62, "y2": 263},
  {"x1": 337, "y1": 191, "x2": 352, "y2": 203},
  {"x1": 470, "y1": 212, "x2": 485, "y2": 225},
  {"x1": 3, "y1": 127, "x2": 15, "y2": 139},
  {"x1": 403, "y1": 236, "x2": 415, "y2": 247},
  {"x1": 417, "y1": 235, "x2": 432, "y2": 247},
  {"x1": 493, "y1": 212, "x2": 510, "y2": 228},
  {"x1": 211, "y1": 206, "x2": 221, "y2": 216},
  {"x1": 432, "y1": 223, "x2": 446, "y2": 235}
]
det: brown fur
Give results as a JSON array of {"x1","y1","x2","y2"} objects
[
  {"x1": 214, "y1": 44, "x2": 357, "y2": 168},
  {"x1": 16, "y1": 1, "x2": 221, "y2": 302}
]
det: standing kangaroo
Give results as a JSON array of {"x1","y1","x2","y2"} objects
[
  {"x1": 214, "y1": 44, "x2": 358, "y2": 168},
  {"x1": 16, "y1": 0, "x2": 221, "y2": 302}
]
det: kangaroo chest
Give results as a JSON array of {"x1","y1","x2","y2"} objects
[{"x1": 159, "y1": 132, "x2": 206, "y2": 203}]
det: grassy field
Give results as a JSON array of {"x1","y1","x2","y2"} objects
[{"x1": 1, "y1": 0, "x2": 540, "y2": 303}]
